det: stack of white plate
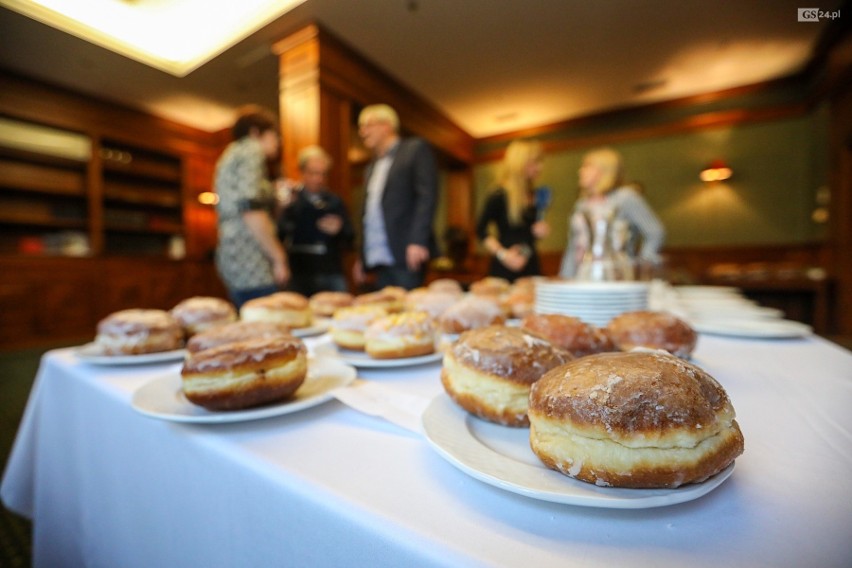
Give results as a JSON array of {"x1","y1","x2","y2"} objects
[{"x1": 534, "y1": 281, "x2": 650, "y2": 326}]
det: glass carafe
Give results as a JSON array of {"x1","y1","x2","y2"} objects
[{"x1": 575, "y1": 206, "x2": 617, "y2": 282}]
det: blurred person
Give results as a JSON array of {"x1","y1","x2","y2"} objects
[
  {"x1": 476, "y1": 139, "x2": 551, "y2": 282},
  {"x1": 277, "y1": 145, "x2": 354, "y2": 296},
  {"x1": 559, "y1": 147, "x2": 664, "y2": 279},
  {"x1": 214, "y1": 105, "x2": 289, "y2": 308},
  {"x1": 352, "y1": 104, "x2": 439, "y2": 290}
]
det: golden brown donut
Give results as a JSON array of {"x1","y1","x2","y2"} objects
[
  {"x1": 405, "y1": 289, "x2": 458, "y2": 319},
  {"x1": 170, "y1": 296, "x2": 237, "y2": 337},
  {"x1": 606, "y1": 310, "x2": 697, "y2": 359},
  {"x1": 95, "y1": 309, "x2": 184, "y2": 355},
  {"x1": 528, "y1": 350, "x2": 744, "y2": 488},
  {"x1": 428, "y1": 278, "x2": 464, "y2": 295},
  {"x1": 469, "y1": 276, "x2": 511, "y2": 297},
  {"x1": 309, "y1": 291, "x2": 353, "y2": 318},
  {"x1": 364, "y1": 311, "x2": 437, "y2": 359},
  {"x1": 240, "y1": 292, "x2": 312, "y2": 328},
  {"x1": 181, "y1": 335, "x2": 308, "y2": 411},
  {"x1": 352, "y1": 286, "x2": 406, "y2": 313},
  {"x1": 330, "y1": 305, "x2": 388, "y2": 350},
  {"x1": 501, "y1": 287, "x2": 535, "y2": 319},
  {"x1": 441, "y1": 325, "x2": 573, "y2": 426},
  {"x1": 438, "y1": 296, "x2": 505, "y2": 334},
  {"x1": 520, "y1": 313, "x2": 615, "y2": 358},
  {"x1": 185, "y1": 320, "x2": 291, "y2": 354}
]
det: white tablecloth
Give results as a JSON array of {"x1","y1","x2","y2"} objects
[{"x1": 3, "y1": 333, "x2": 852, "y2": 567}]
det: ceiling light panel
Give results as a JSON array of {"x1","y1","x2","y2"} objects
[{"x1": 3, "y1": 0, "x2": 306, "y2": 76}]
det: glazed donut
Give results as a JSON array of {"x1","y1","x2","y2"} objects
[
  {"x1": 186, "y1": 320, "x2": 291, "y2": 354},
  {"x1": 441, "y1": 325, "x2": 573, "y2": 426},
  {"x1": 438, "y1": 296, "x2": 505, "y2": 334},
  {"x1": 95, "y1": 309, "x2": 183, "y2": 355},
  {"x1": 606, "y1": 310, "x2": 697, "y2": 359},
  {"x1": 528, "y1": 350, "x2": 744, "y2": 488},
  {"x1": 501, "y1": 287, "x2": 535, "y2": 319},
  {"x1": 364, "y1": 311, "x2": 437, "y2": 359},
  {"x1": 352, "y1": 286, "x2": 406, "y2": 313},
  {"x1": 469, "y1": 276, "x2": 510, "y2": 297},
  {"x1": 181, "y1": 335, "x2": 308, "y2": 411},
  {"x1": 170, "y1": 296, "x2": 237, "y2": 337},
  {"x1": 309, "y1": 291, "x2": 353, "y2": 318},
  {"x1": 520, "y1": 313, "x2": 615, "y2": 358},
  {"x1": 240, "y1": 292, "x2": 312, "y2": 329},
  {"x1": 330, "y1": 305, "x2": 388, "y2": 350},
  {"x1": 405, "y1": 290, "x2": 459, "y2": 319},
  {"x1": 428, "y1": 278, "x2": 464, "y2": 295}
]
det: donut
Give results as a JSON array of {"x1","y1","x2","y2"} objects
[
  {"x1": 170, "y1": 296, "x2": 237, "y2": 337},
  {"x1": 469, "y1": 276, "x2": 510, "y2": 297},
  {"x1": 364, "y1": 311, "x2": 437, "y2": 359},
  {"x1": 186, "y1": 320, "x2": 291, "y2": 354},
  {"x1": 95, "y1": 309, "x2": 183, "y2": 355},
  {"x1": 528, "y1": 350, "x2": 744, "y2": 488},
  {"x1": 352, "y1": 286, "x2": 406, "y2": 313},
  {"x1": 606, "y1": 310, "x2": 697, "y2": 359},
  {"x1": 520, "y1": 313, "x2": 615, "y2": 358},
  {"x1": 330, "y1": 305, "x2": 388, "y2": 350},
  {"x1": 428, "y1": 278, "x2": 464, "y2": 295},
  {"x1": 438, "y1": 296, "x2": 505, "y2": 334},
  {"x1": 240, "y1": 292, "x2": 312, "y2": 329},
  {"x1": 501, "y1": 287, "x2": 535, "y2": 319},
  {"x1": 441, "y1": 325, "x2": 573, "y2": 426},
  {"x1": 405, "y1": 289, "x2": 459, "y2": 319},
  {"x1": 181, "y1": 335, "x2": 308, "y2": 411},
  {"x1": 309, "y1": 291, "x2": 353, "y2": 318}
]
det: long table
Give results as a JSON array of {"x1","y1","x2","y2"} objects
[{"x1": 3, "y1": 332, "x2": 852, "y2": 567}]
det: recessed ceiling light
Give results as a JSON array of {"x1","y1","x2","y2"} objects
[{"x1": 3, "y1": 0, "x2": 306, "y2": 76}]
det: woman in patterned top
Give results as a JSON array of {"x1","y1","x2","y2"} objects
[
  {"x1": 559, "y1": 147, "x2": 665, "y2": 279},
  {"x1": 214, "y1": 105, "x2": 290, "y2": 307}
]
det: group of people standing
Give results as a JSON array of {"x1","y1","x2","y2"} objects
[{"x1": 213, "y1": 103, "x2": 665, "y2": 308}]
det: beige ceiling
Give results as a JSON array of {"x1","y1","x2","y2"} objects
[{"x1": 0, "y1": 0, "x2": 840, "y2": 138}]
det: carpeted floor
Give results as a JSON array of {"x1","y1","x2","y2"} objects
[{"x1": 0, "y1": 345, "x2": 52, "y2": 567}]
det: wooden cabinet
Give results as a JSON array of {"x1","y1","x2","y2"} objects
[
  {"x1": 99, "y1": 138, "x2": 185, "y2": 256},
  {"x1": 0, "y1": 116, "x2": 189, "y2": 258},
  {"x1": 0, "y1": 256, "x2": 227, "y2": 350},
  {"x1": 0, "y1": 71, "x2": 229, "y2": 350}
]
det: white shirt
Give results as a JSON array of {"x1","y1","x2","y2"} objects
[{"x1": 363, "y1": 151, "x2": 396, "y2": 267}]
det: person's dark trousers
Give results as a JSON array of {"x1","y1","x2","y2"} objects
[
  {"x1": 289, "y1": 273, "x2": 348, "y2": 296},
  {"x1": 228, "y1": 284, "x2": 279, "y2": 309},
  {"x1": 374, "y1": 265, "x2": 425, "y2": 290}
]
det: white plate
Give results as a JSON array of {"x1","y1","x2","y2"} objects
[
  {"x1": 291, "y1": 319, "x2": 331, "y2": 338},
  {"x1": 421, "y1": 395, "x2": 735, "y2": 509},
  {"x1": 691, "y1": 318, "x2": 812, "y2": 339},
  {"x1": 314, "y1": 340, "x2": 443, "y2": 368},
  {"x1": 76, "y1": 347, "x2": 186, "y2": 365},
  {"x1": 131, "y1": 356, "x2": 356, "y2": 423}
]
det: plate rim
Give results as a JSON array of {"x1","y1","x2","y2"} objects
[
  {"x1": 131, "y1": 356, "x2": 356, "y2": 423},
  {"x1": 691, "y1": 318, "x2": 812, "y2": 338},
  {"x1": 76, "y1": 347, "x2": 187, "y2": 365},
  {"x1": 291, "y1": 319, "x2": 331, "y2": 338},
  {"x1": 421, "y1": 394, "x2": 735, "y2": 509},
  {"x1": 337, "y1": 349, "x2": 443, "y2": 368}
]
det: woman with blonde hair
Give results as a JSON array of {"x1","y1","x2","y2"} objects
[
  {"x1": 559, "y1": 146, "x2": 665, "y2": 279},
  {"x1": 476, "y1": 139, "x2": 550, "y2": 281}
]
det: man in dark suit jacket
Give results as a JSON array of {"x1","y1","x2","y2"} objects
[{"x1": 353, "y1": 104, "x2": 438, "y2": 290}]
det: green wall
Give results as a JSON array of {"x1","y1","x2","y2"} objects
[{"x1": 472, "y1": 103, "x2": 829, "y2": 253}]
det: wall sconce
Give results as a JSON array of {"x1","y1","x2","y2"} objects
[
  {"x1": 197, "y1": 191, "x2": 219, "y2": 206},
  {"x1": 700, "y1": 159, "x2": 733, "y2": 183}
]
